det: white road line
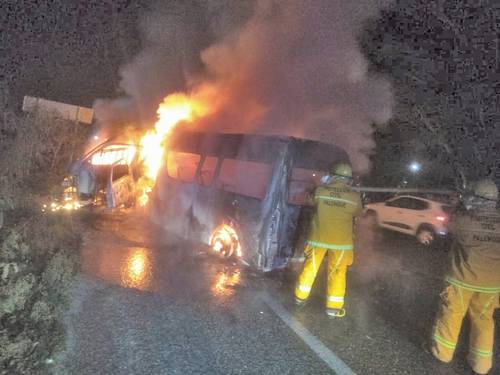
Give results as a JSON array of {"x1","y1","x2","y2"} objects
[{"x1": 259, "y1": 291, "x2": 356, "y2": 375}]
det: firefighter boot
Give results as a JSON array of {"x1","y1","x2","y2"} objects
[{"x1": 326, "y1": 308, "x2": 346, "y2": 318}]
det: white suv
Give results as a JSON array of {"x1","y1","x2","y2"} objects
[{"x1": 364, "y1": 195, "x2": 452, "y2": 245}]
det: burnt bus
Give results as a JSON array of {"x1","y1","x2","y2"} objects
[{"x1": 151, "y1": 131, "x2": 349, "y2": 272}]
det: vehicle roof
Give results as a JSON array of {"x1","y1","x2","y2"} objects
[
  {"x1": 389, "y1": 195, "x2": 450, "y2": 205},
  {"x1": 81, "y1": 140, "x2": 137, "y2": 162},
  {"x1": 167, "y1": 130, "x2": 349, "y2": 169}
]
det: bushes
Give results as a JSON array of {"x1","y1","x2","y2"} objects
[
  {"x1": 0, "y1": 214, "x2": 80, "y2": 373},
  {"x1": 0, "y1": 96, "x2": 89, "y2": 372},
  {"x1": 0, "y1": 106, "x2": 89, "y2": 211}
]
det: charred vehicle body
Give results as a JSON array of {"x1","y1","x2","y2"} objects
[
  {"x1": 151, "y1": 131, "x2": 350, "y2": 271},
  {"x1": 68, "y1": 141, "x2": 139, "y2": 208}
]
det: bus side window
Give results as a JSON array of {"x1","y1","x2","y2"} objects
[
  {"x1": 288, "y1": 168, "x2": 323, "y2": 206},
  {"x1": 199, "y1": 156, "x2": 218, "y2": 186},
  {"x1": 167, "y1": 151, "x2": 201, "y2": 183},
  {"x1": 216, "y1": 159, "x2": 273, "y2": 200}
]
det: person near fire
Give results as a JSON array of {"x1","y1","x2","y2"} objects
[
  {"x1": 431, "y1": 179, "x2": 500, "y2": 374},
  {"x1": 295, "y1": 162, "x2": 362, "y2": 317}
]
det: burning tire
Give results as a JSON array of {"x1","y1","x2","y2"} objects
[{"x1": 209, "y1": 223, "x2": 242, "y2": 259}]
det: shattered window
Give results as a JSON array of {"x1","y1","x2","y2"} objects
[
  {"x1": 167, "y1": 151, "x2": 201, "y2": 183},
  {"x1": 288, "y1": 168, "x2": 324, "y2": 205},
  {"x1": 216, "y1": 159, "x2": 273, "y2": 199}
]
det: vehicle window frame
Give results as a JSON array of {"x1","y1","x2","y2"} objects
[
  {"x1": 386, "y1": 198, "x2": 405, "y2": 208},
  {"x1": 409, "y1": 198, "x2": 429, "y2": 211},
  {"x1": 196, "y1": 155, "x2": 220, "y2": 187},
  {"x1": 166, "y1": 150, "x2": 203, "y2": 183},
  {"x1": 214, "y1": 157, "x2": 274, "y2": 200},
  {"x1": 287, "y1": 167, "x2": 325, "y2": 206},
  {"x1": 88, "y1": 144, "x2": 137, "y2": 166}
]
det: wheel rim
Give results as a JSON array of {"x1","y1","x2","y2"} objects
[
  {"x1": 209, "y1": 224, "x2": 242, "y2": 258},
  {"x1": 418, "y1": 230, "x2": 434, "y2": 245}
]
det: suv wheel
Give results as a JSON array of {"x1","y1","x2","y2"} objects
[{"x1": 416, "y1": 226, "x2": 435, "y2": 246}]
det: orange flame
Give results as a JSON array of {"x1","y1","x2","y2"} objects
[
  {"x1": 210, "y1": 224, "x2": 242, "y2": 258},
  {"x1": 138, "y1": 93, "x2": 209, "y2": 205}
]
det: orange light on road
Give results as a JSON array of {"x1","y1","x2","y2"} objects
[
  {"x1": 211, "y1": 269, "x2": 241, "y2": 298},
  {"x1": 121, "y1": 248, "x2": 152, "y2": 290}
]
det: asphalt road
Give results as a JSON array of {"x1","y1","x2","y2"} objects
[{"x1": 54, "y1": 211, "x2": 499, "y2": 375}]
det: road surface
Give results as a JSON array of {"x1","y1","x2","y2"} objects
[{"x1": 55, "y1": 210, "x2": 499, "y2": 374}]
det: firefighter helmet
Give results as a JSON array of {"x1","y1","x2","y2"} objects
[
  {"x1": 473, "y1": 179, "x2": 498, "y2": 201},
  {"x1": 331, "y1": 162, "x2": 353, "y2": 178}
]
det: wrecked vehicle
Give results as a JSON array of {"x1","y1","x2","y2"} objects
[
  {"x1": 150, "y1": 131, "x2": 350, "y2": 271},
  {"x1": 68, "y1": 141, "x2": 139, "y2": 208}
]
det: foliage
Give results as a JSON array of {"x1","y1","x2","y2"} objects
[
  {"x1": 0, "y1": 87, "x2": 87, "y2": 372},
  {"x1": 0, "y1": 90, "x2": 90, "y2": 210},
  {"x1": 0, "y1": 214, "x2": 80, "y2": 374},
  {"x1": 364, "y1": 0, "x2": 498, "y2": 187}
]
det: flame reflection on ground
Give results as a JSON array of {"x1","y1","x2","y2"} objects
[
  {"x1": 121, "y1": 247, "x2": 152, "y2": 290},
  {"x1": 211, "y1": 268, "x2": 241, "y2": 299}
]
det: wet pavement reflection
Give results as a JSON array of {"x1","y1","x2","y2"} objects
[
  {"x1": 120, "y1": 247, "x2": 152, "y2": 290},
  {"x1": 211, "y1": 268, "x2": 241, "y2": 299},
  {"x1": 80, "y1": 212, "x2": 245, "y2": 299},
  {"x1": 73, "y1": 212, "x2": 500, "y2": 375}
]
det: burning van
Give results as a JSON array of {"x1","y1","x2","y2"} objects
[
  {"x1": 150, "y1": 131, "x2": 350, "y2": 272},
  {"x1": 68, "y1": 140, "x2": 140, "y2": 208}
]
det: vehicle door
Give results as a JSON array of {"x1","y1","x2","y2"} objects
[
  {"x1": 159, "y1": 150, "x2": 203, "y2": 237},
  {"x1": 400, "y1": 198, "x2": 430, "y2": 234},
  {"x1": 378, "y1": 197, "x2": 414, "y2": 233},
  {"x1": 191, "y1": 154, "x2": 221, "y2": 242}
]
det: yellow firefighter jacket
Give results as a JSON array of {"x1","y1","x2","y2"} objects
[
  {"x1": 446, "y1": 206, "x2": 500, "y2": 292},
  {"x1": 307, "y1": 180, "x2": 363, "y2": 250}
]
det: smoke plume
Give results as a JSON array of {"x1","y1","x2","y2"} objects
[{"x1": 95, "y1": 0, "x2": 393, "y2": 173}]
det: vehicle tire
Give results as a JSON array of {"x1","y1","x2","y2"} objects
[
  {"x1": 416, "y1": 225, "x2": 435, "y2": 246},
  {"x1": 209, "y1": 219, "x2": 242, "y2": 259}
]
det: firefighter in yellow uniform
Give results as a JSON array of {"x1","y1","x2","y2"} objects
[
  {"x1": 432, "y1": 179, "x2": 500, "y2": 374},
  {"x1": 295, "y1": 162, "x2": 362, "y2": 317}
]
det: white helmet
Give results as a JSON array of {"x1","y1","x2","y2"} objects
[{"x1": 473, "y1": 179, "x2": 498, "y2": 201}]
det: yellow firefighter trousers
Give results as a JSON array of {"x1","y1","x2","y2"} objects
[
  {"x1": 432, "y1": 284, "x2": 499, "y2": 374},
  {"x1": 295, "y1": 245, "x2": 353, "y2": 309}
]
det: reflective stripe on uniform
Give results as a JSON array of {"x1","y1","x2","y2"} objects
[
  {"x1": 307, "y1": 240, "x2": 353, "y2": 251},
  {"x1": 328, "y1": 251, "x2": 345, "y2": 280},
  {"x1": 297, "y1": 284, "x2": 311, "y2": 293},
  {"x1": 446, "y1": 277, "x2": 500, "y2": 293},
  {"x1": 316, "y1": 196, "x2": 357, "y2": 205},
  {"x1": 434, "y1": 334, "x2": 456, "y2": 350},
  {"x1": 327, "y1": 296, "x2": 344, "y2": 302},
  {"x1": 312, "y1": 248, "x2": 317, "y2": 271},
  {"x1": 480, "y1": 296, "x2": 496, "y2": 317},
  {"x1": 470, "y1": 347, "x2": 493, "y2": 358}
]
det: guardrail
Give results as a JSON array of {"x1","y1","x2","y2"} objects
[{"x1": 353, "y1": 187, "x2": 456, "y2": 195}]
